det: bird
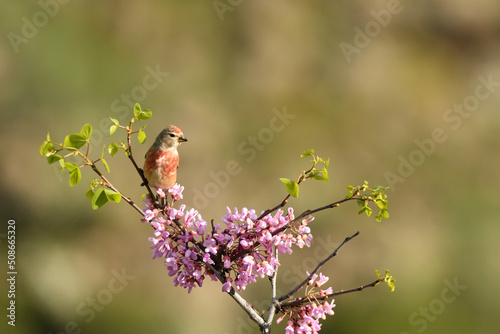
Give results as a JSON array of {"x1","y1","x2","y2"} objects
[{"x1": 143, "y1": 125, "x2": 187, "y2": 195}]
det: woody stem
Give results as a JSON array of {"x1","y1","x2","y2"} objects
[
  {"x1": 126, "y1": 130, "x2": 157, "y2": 205},
  {"x1": 89, "y1": 164, "x2": 145, "y2": 216}
]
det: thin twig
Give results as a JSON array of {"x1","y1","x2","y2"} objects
[
  {"x1": 277, "y1": 231, "x2": 360, "y2": 302},
  {"x1": 279, "y1": 278, "x2": 383, "y2": 309},
  {"x1": 90, "y1": 164, "x2": 145, "y2": 216},
  {"x1": 255, "y1": 169, "x2": 311, "y2": 221},
  {"x1": 126, "y1": 130, "x2": 157, "y2": 204},
  {"x1": 256, "y1": 194, "x2": 290, "y2": 221}
]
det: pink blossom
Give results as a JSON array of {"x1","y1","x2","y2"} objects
[
  {"x1": 168, "y1": 183, "x2": 184, "y2": 201},
  {"x1": 323, "y1": 300, "x2": 335, "y2": 315},
  {"x1": 285, "y1": 323, "x2": 295, "y2": 334},
  {"x1": 156, "y1": 187, "x2": 166, "y2": 199},
  {"x1": 184, "y1": 208, "x2": 198, "y2": 228},
  {"x1": 242, "y1": 255, "x2": 255, "y2": 274},
  {"x1": 222, "y1": 279, "x2": 232, "y2": 292},
  {"x1": 255, "y1": 261, "x2": 274, "y2": 277},
  {"x1": 316, "y1": 273, "x2": 329, "y2": 287},
  {"x1": 203, "y1": 238, "x2": 218, "y2": 254},
  {"x1": 311, "y1": 306, "x2": 326, "y2": 320},
  {"x1": 142, "y1": 209, "x2": 158, "y2": 223},
  {"x1": 223, "y1": 255, "x2": 231, "y2": 269},
  {"x1": 307, "y1": 272, "x2": 318, "y2": 286},
  {"x1": 298, "y1": 225, "x2": 311, "y2": 234},
  {"x1": 202, "y1": 253, "x2": 214, "y2": 264},
  {"x1": 194, "y1": 216, "x2": 207, "y2": 234}
]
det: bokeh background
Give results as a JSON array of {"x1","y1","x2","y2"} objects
[{"x1": 1, "y1": 1, "x2": 500, "y2": 333}]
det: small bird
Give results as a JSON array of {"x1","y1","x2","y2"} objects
[{"x1": 143, "y1": 125, "x2": 187, "y2": 194}]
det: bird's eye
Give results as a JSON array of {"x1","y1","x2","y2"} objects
[{"x1": 169, "y1": 133, "x2": 176, "y2": 138}]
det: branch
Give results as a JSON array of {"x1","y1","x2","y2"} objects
[
  {"x1": 327, "y1": 278, "x2": 382, "y2": 297},
  {"x1": 277, "y1": 231, "x2": 359, "y2": 302},
  {"x1": 62, "y1": 142, "x2": 145, "y2": 216},
  {"x1": 90, "y1": 164, "x2": 145, "y2": 216},
  {"x1": 263, "y1": 248, "x2": 279, "y2": 332},
  {"x1": 126, "y1": 128, "x2": 157, "y2": 205},
  {"x1": 255, "y1": 167, "x2": 315, "y2": 221},
  {"x1": 256, "y1": 194, "x2": 291, "y2": 222},
  {"x1": 279, "y1": 277, "x2": 383, "y2": 309},
  {"x1": 188, "y1": 241, "x2": 266, "y2": 331},
  {"x1": 228, "y1": 287, "x2": 266, "y2": 331},
  {"x1": 294, "y1": 196, "x2": 368, "y2": 225}
]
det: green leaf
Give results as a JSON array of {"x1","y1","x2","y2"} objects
[
  {"x1": 64, "y1": 162, "x2": 77, "y2": 172},
  {"x1": 301, "y1": 149, "x2": 314, "y2": 158},
  {"x1": 322, "y1": 168, "x2": 329, "y2": 183},
  {"x1": 64, "y1": 133, "x2": 87, "y2": 149},
  {"x1": 311, "y1": 173, "x2": 325, "y2": 181},
  {"x1": 64, "y1": 163, "x2": 81, "y2": 186},
  {"x1": 384, "y1": 270, "x2": 395, "y2": 292},
  {"x1": 39, "y1": 141, "x2": 54, "y2": 156},
  {"x1": 345, "y1": 186, "x2": 354, "y2": 199},
  {"x1": 386, "y1": 280, "x2": 395, "y2": 292},
  {"x1": 375, "y1": 269, "x2": 395, "y2": 292},
  {"x1": 101, "y1": 158, "x2": 110, "y2": 173},
  {"x1": 136, "y1": 108, "x2": 152, "y2": 121},
  {"x1": 58, "y1": 159, "x2": 65, "y2": 173},
  {"x1": 91, "y1": 188, "x2": 108, "y2": 210},
  {"x1": 70, "y1": 168, "x2": 81, "y2": 186},
  {"x1": 80, "y1": 123, "x2": 92, "y2": 140},
  {"x1": 109, "y1": 117, "x2": 119, "y2": 135},
  {"x1": 280, "y1": 178, "x2": 299, "y2": 198},
  {"x1": 376, "y1": 209, "x2": 389, "y2": 222},
  {"x1": 365, "y1": 206, "x2": 373, "y2": 217},
  {"x1": 133, "y1": 103, "x2": 142, "y2": 117},
  {"x1": 86, "y1": 189, "x2": 94, "y2": 199},
  {"x1": 108, "y1": 143, "x2": 119, "y2": 157},
  {"x1": 375, "y1": 199, "x2": 386, "y2": 209},
  {"x1": 104, "y1": 189, "x2": 121, "y2": 203},
  {"x1": 46, "y1": 132, "x2": 51, "y2": 141},
  {"x1": 137, "y1": 130, "x2": 146, "y2": 144},
  {"x1": 47, "y1": 154, "x2": 62, "y2": 164}
]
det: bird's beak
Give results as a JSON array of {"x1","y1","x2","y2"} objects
[{"x1": 179, "y1": 136, "x2": 188, "y2": 142}]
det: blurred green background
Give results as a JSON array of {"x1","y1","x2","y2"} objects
[{"x1": 1, "y1": 1, "x2": 500, "y2": 333}]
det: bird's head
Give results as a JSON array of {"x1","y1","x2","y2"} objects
[{"x1": 155, "y1": 125, "x2": 187, "y2": 150}]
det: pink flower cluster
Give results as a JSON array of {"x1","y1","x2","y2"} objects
[
  {"x1": 219, "y1": 206, "x2": 314, "y2": 292},
  {"x1": 142, "y1": 191, "x2": 216, "y2": 293},
  {"x1": 278, "y1": 273, "x2": 336, "y2": 334},
  {"x1": 141, "y1": 184, "x2": 315, "y2": 293}
]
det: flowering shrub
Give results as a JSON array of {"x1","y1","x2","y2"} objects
[{"x1": 40, "y1": 103, "x2": 395, "y2": 334}]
